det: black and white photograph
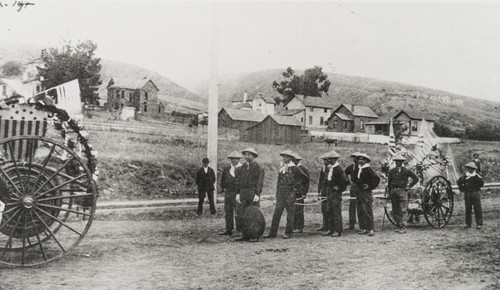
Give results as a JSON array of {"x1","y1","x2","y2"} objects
[{"x1": 0, "y1": 0, "x2": 499, "y2": 289}]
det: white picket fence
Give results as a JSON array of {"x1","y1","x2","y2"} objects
[{"x1": 310, "y1": 130, "x2": 462, "y2": 144}]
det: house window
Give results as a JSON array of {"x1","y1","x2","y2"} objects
[
  {"x1": 324, "y1": 108, "x2": 327, "y2": 113},
  {"x1": 360, "y1": 120, "x2": 365, "y2": 130},
  {"x1": 320, "y1": 117, "x2": 324, "y2": 125},
  {"x1": 344, "y1": 121, "x2": 348, "y2": 129},
  {"x1": 301, "y1": 117, "x2": 304, "y2": 123},
  {"x1": 309, "y1": 116, "x2": 313, "y2": 125},
  {"x1": 334, "y1": 120, "x2": 338, "y2": 128},
  {"x1": 2, "y1": 85, "x2": 6, "y2": 96},
  {"x1": 412, "y1": 121, "x2": 418, "y2": 132},
  {"x1": 285, "y1": 107, "x2": 288, "y2": 111},
  {"x1": 129, "y1": 92, "x2": 133, "y2": 102},
  {"x1": 310, "y1": 107, "x2": 313, "y2": 112},
  {"x1": 145, "y1": 92, "x2": 148, "y2": 101},
  {"x1": 36, "y1": 85, "x2": 41, "y2": 93},
  {"x1": 121, "y1": 91, "x2": 125, "y2": 98},
  {"x1": 144, "y1": 102, "x2": 148, "y2": 112},
  {"x1": 158, "y1": 105, "x2": 161, "y2": 113}
]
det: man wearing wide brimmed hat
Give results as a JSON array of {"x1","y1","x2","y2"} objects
[
  {"x1": 265, "y1": 150, "x2": 304, "y2": 239},
  {"x1": 473, "y1": 153, "x2": 481, "y2": 173},
  {"x1": 235, "y1": 147, "x2": 265, "y2": 241},
  {"x1": 219, "y1": 151, "x2": 243, "y2": 236},
  {"x1": 321, "y1": 151, "x2": 349, "y2": 237},
  {"x1": 354, "y1": 153, "x2": 380, "y2": 236},
  {"x1": 291, "y1": 152, "x2": 310, "y2": 234},
  {"x1": 457, "y1": 162, "x2": 484, "y2": 229},
  {"x1": 344, "y1": 151, "x2": 361, "y2": 231},
  {"x1": 195, "y1": 157, "x2": 217, "y2": 216},
  {"x1": 316, "y1": 152, "x2": 331, "y2": 232},
  {"x1": 387, "y1": 155, "x2": 419, "y2": 234}
]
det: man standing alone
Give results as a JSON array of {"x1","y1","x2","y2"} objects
[
  {"x1": 219, "y1": 151, "x2": 242, "y2": 235},
  {"x1": 195, "y1": 157, "x2": 216, "y2": 216},
  {"x1": 316, "y1": 154, "x2": 330, "y2": 231}
]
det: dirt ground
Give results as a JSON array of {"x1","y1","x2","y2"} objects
[{"x1": 0, "y1": 197, "x2": 499, "y2": 290}]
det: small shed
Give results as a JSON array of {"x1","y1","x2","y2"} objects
[
  {"x1": 244, "y1": 114, "x2": 302, "y2": 144},
  {"x1": 218, "y1": 107, "x2": 266, "y2": 140}
]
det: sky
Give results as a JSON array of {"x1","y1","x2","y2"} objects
[{"x1": 1, "y1": 0, "x2": 500, "y2": 102}]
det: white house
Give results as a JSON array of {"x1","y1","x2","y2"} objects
[
  {"x1": 229, "y1": 91, "x2": 276, "y2": 115},
  {"x1": 281, "y1": 95, "x2": 333, "y2": 130}
]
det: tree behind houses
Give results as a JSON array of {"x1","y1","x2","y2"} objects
[
  {"x1": 1, "y1": 60, "x2": 23, "y2": 77},
  {"x1": 40, "y1": 40, "x2": 102, "y2": 105},
  {"x1": 272, "y1": 66, "x2": 331, "y2": 103}
]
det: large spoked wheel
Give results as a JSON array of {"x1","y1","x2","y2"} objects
[
  {"x1": 422, "y1": 176, "x2": 454, "y2": 228},
  {"x1": 0, "y1": 136, "x2": 97, "y2": 267}
]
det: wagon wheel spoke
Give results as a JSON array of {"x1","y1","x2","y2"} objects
[
  {"x1": 29, "y1": 143, "x2": 56, "y2": 195},
  {"x1": 0, "y1": 166, "x2": 23, "y2": 198},
  {"x1": 1, "y1": 206, "x2": 20, "y2": 216},
  {"x1": 21, "y1": 212, "x2": 28, "y2": 265},
  {"x1": 33, "y1": 173, "x2": 86, "y2": 199},
  {"x1": 28, "y1": 210, "x2": 47, "y2": 261},
  {"x1": 36, "y1": 193, "x2": 94, "y2": 203},
  {"x1": 32, "y1": 209, "x2": 66, "y2": 253},
  {"x1": 36, "y1": 203, "x2": 92, "y2": 217},
  {"x1": 34, "y1": 206, "x2": 84, "y2": 236},
  {"x1": 7, "y1": 141, "x2": 26, "y2": 194},
  {"x1": 0, "y1": 208, "x2": 21, "y2": 231},
  {"x1": 1, "y1": 211, "x2": 24, "y2": 258},
  {"x1": 30, "y1": 156, "x2": 76, "y2": 197}
]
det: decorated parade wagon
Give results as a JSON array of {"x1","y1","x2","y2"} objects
[{"x1": 0, "y1": 80, "x2": 99, "y2": 267}]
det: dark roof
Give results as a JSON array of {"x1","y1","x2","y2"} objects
[
  {"x1": 219, "y1": 107, "x2": 266, "y2": 122},
  {"x1": 337, "y1": 104, "x2": 378, "y2": 118},
  {"x1": 366, "y1": 116, "x2": 392, "y2": 125},
  {"x1": 269, "y1": 114, "x2": 302, "y2": 126},
  {"x1": 394, "y1": 110, "x2": 435, "y2": 121},
  {"x1": 278, "y1": 109, "x2": 304, "y2": 116},
  {"x1": 302, "y1": 95, "x2": 333, "y2": 108},
  {"x1": 254, "y1": 93, "x2": 276, "y2": 104},
  {"x1": 107, "y1": 77, "x2": 159, "y2": 91},
  {"x1": 231, "y1": 102, "x2": 252, "y2": 110},
  {"x1": 334, "y1": 112, "x2": 352, "y2": 121}
]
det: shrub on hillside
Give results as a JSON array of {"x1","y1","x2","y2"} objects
[{"x1": 464, "y1": 122, "x2": 500, "y2": 141}]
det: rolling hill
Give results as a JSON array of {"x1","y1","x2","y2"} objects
[
  {"x1": 195, "y1": 69, "x2": 500, "y2": 129},
  {"x1": 0, "y1": 41, "x2": 206, "y2": 113}
]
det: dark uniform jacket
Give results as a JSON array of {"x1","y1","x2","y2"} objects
[
  {"x1": 354, "y1": 166, "x2": 380, "y2": 191},
  {"x1": 196, "y1": 166, "x2": 216, "y2": 192},
  {"x1": 318, "y1": 166, "x2": 327, "y2": 196},
  {"x1": 457, "y1": 174, "x2": 484, "y2": 193},
  {"x1": 387, "y1": 166, "x2": 419, "y2": 189},
  {"x1": 344, "y1": 164, "x2": 358, "y2": 183},
  {"x1": 220, "y1": 165, "x2": 240, "y2": 193},
  {"x1": 276, "y1": 165, "x2": 303, "y2": 197},
  {"x1": 238, "y1": 160, "x2": 265, "y2": 196},
  {"x1": 323, "y1": 165, "x2": 349, "y2": 198},
  {"x1": 296, "y1": 164, "x2": 310, "y2": 197}
]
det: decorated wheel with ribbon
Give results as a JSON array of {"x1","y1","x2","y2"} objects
[{"x1": 0, "y1": 97, "x2": 99, "y2": 267}]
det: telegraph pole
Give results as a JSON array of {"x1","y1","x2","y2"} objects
[{"x1": 208, "y1": 2, "x2": 220, "y2": 202}]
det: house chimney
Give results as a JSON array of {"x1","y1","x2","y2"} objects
[{"x1": 243, "y1": 91, "x2": 248, "y2": 103}]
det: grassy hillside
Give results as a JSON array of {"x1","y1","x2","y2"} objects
[{"x1": 195, "y1": 69, "x2": 500, "y2": 129}]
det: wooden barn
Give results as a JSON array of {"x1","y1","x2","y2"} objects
[
  {"x1": 218, "y1": 107, "x2": 266, "y2": 140},
  {"x1": 244, "y1": 114, "x2": 302, "y2": 144}
]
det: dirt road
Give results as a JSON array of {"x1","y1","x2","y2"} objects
[{"x1": 0, "y1": 198, "x2": 499, "y2": 290}]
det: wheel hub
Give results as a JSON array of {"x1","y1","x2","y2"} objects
[{"x1": 22, "y1": 196, "x2": 34, "y2": 209}]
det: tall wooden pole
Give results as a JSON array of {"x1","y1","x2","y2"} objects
[{"x1": 208, "y1": 2, "x2": 220, "y2": 202}]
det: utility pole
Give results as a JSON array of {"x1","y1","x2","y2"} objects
[{"x1": 208, "y1": 2, "x2": 220, "y2": 202}]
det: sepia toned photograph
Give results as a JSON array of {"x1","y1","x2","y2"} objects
[{"x1": 0, "y1": 0, "x2": 499, "y2": 289}]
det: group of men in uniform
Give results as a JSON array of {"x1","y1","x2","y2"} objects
[{"x1": 196, "y1": 147, "x2": 486, "y2": 241}]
